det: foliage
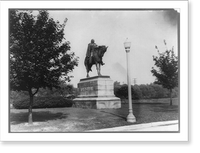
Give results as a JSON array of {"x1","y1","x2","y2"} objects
[
  {"x1": 9, "y1": 10, "x2": 78, "y2": 123},
  {"x1": 10, "y1": 91, "x2": 29, "y2": 104},
  {"x1": 10, "y1": 10, "x2": 78, "y2": 92},
  {"x1": 115, "y1": 84, "x2": 141, "y2": 100},
  {"x1": 151, "y1": 40, "x2": 178, "y2": 105},
  {"x1": 132, "y1": 85, "x2": 143, "y2": 99},
  {"x1": 114, "y1": 81, "x2": 121, "y2": 96},
  {"x1": 151, "y1": 42, "x2": 178, "y2": 90},
  {"x1": 13, "y1": 96, "x2": 73, "y2": 109},
  {"x1": 10, "y1": 83, "x2": 77, "y2": 108},
  {"x1": 36, "y1": 82, "x2": 77, "y2": 99},
  {"x1": 114, "y1": 81, "x2": 178, "y2": 100}
]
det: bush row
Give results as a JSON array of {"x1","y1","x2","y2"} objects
[
  {"x1": 114, "y1": 83, "x2": 178, "y2": 100},
  {"x1": 12, "y1": 96, "x2": 73, "y2": 109},
  {"x1": 11, "y1": 82, "x2": 178, "y2": 109}
]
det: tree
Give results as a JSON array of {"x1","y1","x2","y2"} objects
[
  {"x1": 151, "y1": 40, "x2": 178, "y2": 105},
  {"x1": 150, "y1": 84, "x2": 169, "y2": 99},
  {"x1": 51, "y1": 82, "x2": 76, "y2": 99},
  {"x1": 115, "y1": 84, "x2": 128, "y2": 99},
  {"x1": 132, "y1": 85, "x2": 142, "y2": 99},
  {"x1": 10, "y1": 10, "x2": 78, "y2": 124},
  {"x1": 114, "y1": 81, "x2": 121, "y2": 96},
  {"x1": 115, "y1": 84, "x2": 140, "y2": 100}
]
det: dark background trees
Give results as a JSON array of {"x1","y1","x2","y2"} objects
[
  {"x1": 10, "y1": 10, "x2": 78, "y2": 124},
  {"x1": 114, "y1": 82, "x2": 178, "y2": 101},
  {"x1": 10, "y1": 82, "x2": 78, "y2": 109}
]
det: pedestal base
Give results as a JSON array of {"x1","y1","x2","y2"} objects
[
  {"x1": 74, "y1": 97, "x2": 121, "y2": 109},
  {"x1": 73, "y1": 76, "x2": 121, "y2": 109}
]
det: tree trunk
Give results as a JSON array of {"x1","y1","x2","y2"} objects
[
  {"x1": 28, "y1": 95, "x2": 33, "y2": 124},
  {"x1": 169, "y1": 89, "x2": 172, "y2": 106},
  {"x1": 28, "y1": 87, "x2": 39, "y2": 124}
]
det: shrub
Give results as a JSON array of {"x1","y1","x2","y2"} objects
[
  {"x1": 115, "y1": 84, "x2": 140, "y2": 100},
  {"x1": 10, "y1": 91, "x2": 29, "y2": 104},
  {"x1": 114, "y1": 82, "x2": 178, "y2": 100},
  {"x1": 13, "y1": 96, "x2": 73, "y2": 109}
]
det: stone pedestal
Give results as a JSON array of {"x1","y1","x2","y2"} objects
[{"x1": 73, "y1": 76, "x2": 121, "y2": 109}]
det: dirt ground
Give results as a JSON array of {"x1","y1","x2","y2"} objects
[{"x1": 10, "y1": 99, "x2": 179, "y2": 132}]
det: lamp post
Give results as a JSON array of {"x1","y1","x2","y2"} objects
[{"x1": 124, "y1": 39, "x2": 136, "y2": 123}]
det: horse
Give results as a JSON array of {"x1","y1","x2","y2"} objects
[{"x1": 84, "y1": 45, "x2": 108, "y2": 78}]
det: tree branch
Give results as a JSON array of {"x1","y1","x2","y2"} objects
[{"x1": 33, "y1": 87, "x2": 39, "y2": 96}]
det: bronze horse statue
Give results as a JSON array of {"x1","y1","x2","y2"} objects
[{"x1": 84, "y1": 45, "x2": 108, "y2": 78}]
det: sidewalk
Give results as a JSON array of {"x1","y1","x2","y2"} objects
[{"x1": 89, "y1": 120, "x2": 179, "y2": 132}]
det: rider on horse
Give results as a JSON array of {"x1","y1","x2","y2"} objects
[{"x1": 86, "y1": 39, "x2": 105, "y2": 68}]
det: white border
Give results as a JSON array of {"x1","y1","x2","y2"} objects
[{"x1": 0, "y1": 1, "x2": 188, "y2": 141}]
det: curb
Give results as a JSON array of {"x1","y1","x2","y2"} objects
[{"x1": 89, "y1": 120, "x2": 179, "y2": 132}]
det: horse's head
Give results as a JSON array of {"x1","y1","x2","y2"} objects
[{"x1": 98, "y1": 45, "x2": 108, "y2": 57}]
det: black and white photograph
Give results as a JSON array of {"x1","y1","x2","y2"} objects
[{"x1": 0, "y1": 1, "x2": 188, "y2": 142}]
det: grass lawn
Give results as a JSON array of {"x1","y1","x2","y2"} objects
[{"x1": 10, "y1": 98, "x2": 179, "y2": 132}]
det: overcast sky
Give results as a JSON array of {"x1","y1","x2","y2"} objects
[{"x1": 48, "y1": 9, "x2": 179, "y2": 87}]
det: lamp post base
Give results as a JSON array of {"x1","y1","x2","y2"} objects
[{"x1": 127, "y1": 113, "x2": 136, "y2": 123}]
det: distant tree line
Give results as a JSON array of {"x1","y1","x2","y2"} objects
[
  {"x1": 10, "y1": 83, "x2": 77, "y2": 109},
  {"x1": 114, "y1": 81, "x2": 178, "y2": 100},
  {"x1": 11, "y1": 81, "x2": 178, "y2": 108}
]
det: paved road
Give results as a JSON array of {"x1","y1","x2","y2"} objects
[{"x1": 90, "y1": 120, "x2": 179, "y2": 132}]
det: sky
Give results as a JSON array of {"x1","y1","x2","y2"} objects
[{"x1": 48, "y1": 9, "x2": 179, "y2": 87}]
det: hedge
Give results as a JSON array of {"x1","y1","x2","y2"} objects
[
  {"x1": 114, "y1": 83, "x2": 178, "y2": 100},
  {"x1": 13, "y1": 96, "x2": 73, "y2": 109}
]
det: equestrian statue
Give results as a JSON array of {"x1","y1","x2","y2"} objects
[{"x1": 84, "y1": 39, "x2": 108, "y2": 78}]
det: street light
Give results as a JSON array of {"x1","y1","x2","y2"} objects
[{"x1": 124, "y1": 38, "x2": 136, "y2": 123}]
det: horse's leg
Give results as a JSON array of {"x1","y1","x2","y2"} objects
[
  {"x1": 96, "y1": 63, "x2": 101, "y2": 76},
  {"x1": 98, "y1": 63, "x2": 102, "y2": 76},
  {"x1": 95, "y1": 63, "x2": 99, "y2": 76},
  {"x1": 86, "y1": 65, "x2": 89, "y2": 78},
  {"x1": 87, "y1": 68, "x2": 90, "y2": 78}
]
